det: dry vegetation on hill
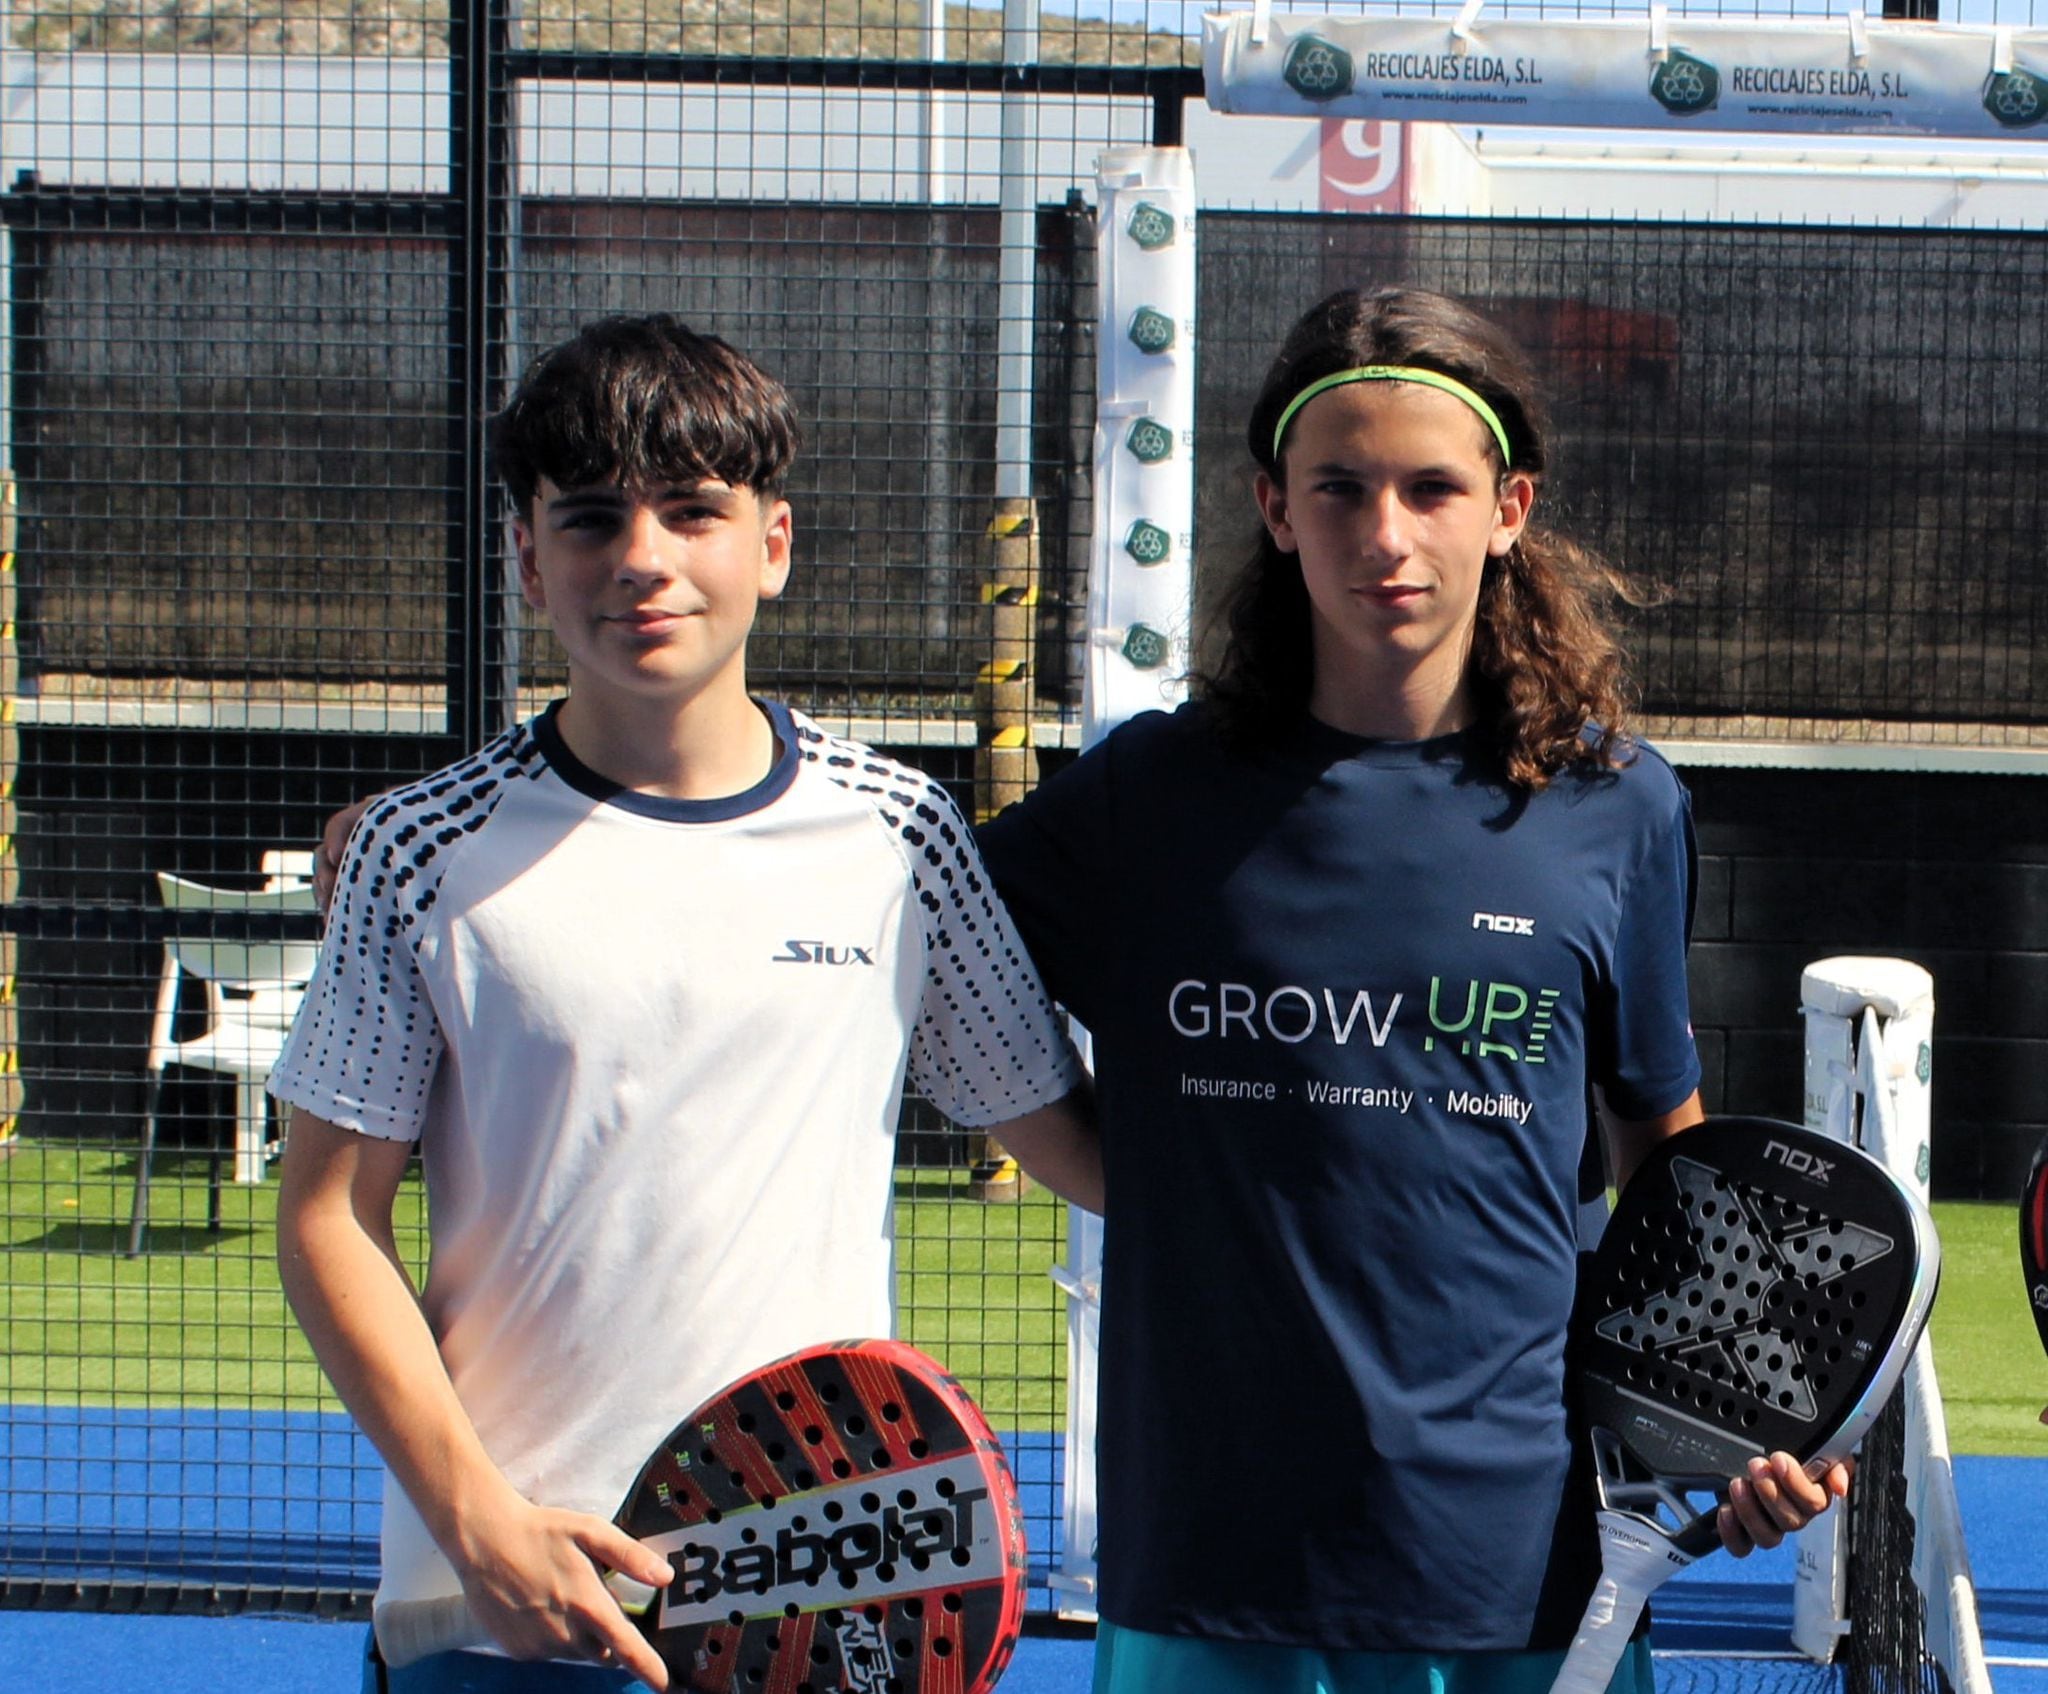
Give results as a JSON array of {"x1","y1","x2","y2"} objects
[{"x1": 11, "y1": 0, "x2": 1197, "y2": 64}]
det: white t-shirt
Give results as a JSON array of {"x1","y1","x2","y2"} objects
[{"x1": 269, "y1": 699, "x2": 1084, "y2": 1617}]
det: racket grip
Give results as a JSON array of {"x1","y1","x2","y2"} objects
[
  {"x1": 1548, "y1": 1511, "x2": 1698, "y2": 1694},
  {"x1": 374, "y1": 1572, "x2": 660, "y2": 1670},
  {"x1": 375, "y1": 1594, "x2": 489, "y2": 1670}
]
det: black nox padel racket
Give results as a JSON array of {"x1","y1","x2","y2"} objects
[
  {"x1": 375, "y1": 1338, "x2": 1028, "y2": 1693},
  {"x1": 2023, "y1": 1138, "x2": 2048, "y2": 1364},
  {"x1": 1550, "y1": 1115, "x2": 1939, "y2": 1694}
]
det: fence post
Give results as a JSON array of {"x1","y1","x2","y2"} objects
[
  {"x1": 447, "y1": 0, "x2": 516, "y2": 747},
  {"x1": 0, "y1": 475, "x2": 15, "y2": 1155}
]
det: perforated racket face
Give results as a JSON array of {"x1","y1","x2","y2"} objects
[
  {"x1": 616, "y1": 1338, "x2": 1026, "y2": 1694},
  {"x1": 1578, "y1": 1117, "x2": 1936, "y2": 1484},
  {"x1": 2023, "y1": 1140, "x2": 2048, "y2": 1360}
]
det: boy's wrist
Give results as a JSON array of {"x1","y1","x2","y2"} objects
[{"x1": 426, "y1": 1457, "x2": 530, "y2": 1572}]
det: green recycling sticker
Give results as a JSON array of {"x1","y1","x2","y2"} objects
[
  {"x1": 1984, "y1": 67, "x2": 2047, "y2": 128},
  {"x1": 1127, "y1": 202, "x2": 1177, "y2": 251},
  {"x1": 1122, "y1": 624, "x2": 1171, "y2": 669},
  {"x1": 1124, "y1": 521, "x2": 1172, "y2": 566},
  {"x1": 1283, "y1": 34, "x2": 1355, "y2": 103},
  {"x1": 1128, "y1": 308, "x2": 1176, "y2": 356},
  {"x1": 1649, "y1": 49, "x2": 1720, "y2": 117},
  {"x1": 1125, "y1": 418, "x2": 1174, "y2": 465}
]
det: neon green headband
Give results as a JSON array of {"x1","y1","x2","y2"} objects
[{"x1": 1271, "y1": 365, "x2": 1513, "y2": 467}]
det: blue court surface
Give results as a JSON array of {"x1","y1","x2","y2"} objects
[{"x1": 1, "y1": 1408, "x2": 2041, "y2": 1692}]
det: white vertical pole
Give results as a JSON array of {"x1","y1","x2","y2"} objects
[
  {"x1": 994, "y1": 0, "x2": 1039, "y2": 504},
  {"x1": 1082, "y1": 146, "x2": 1197, "y2": 741},
  {"x1": 921, "y1": 0, "x2": 948, "y2": 205},
  {"x1": 1053, "y1": 144, "x2": 1197, "y2": 1621}
]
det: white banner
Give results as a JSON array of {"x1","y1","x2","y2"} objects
[{"x1": 1204, "y1": 11, "x2": 2048, "y2": 140}]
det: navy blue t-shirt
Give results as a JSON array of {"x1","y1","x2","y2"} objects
[{"x1": 977, "y1": 704, "x2": 1701, "y2": 1651}]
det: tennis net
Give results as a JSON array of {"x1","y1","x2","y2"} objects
[{"x1": 1842, "y1": 1340, "x2": 1989, "y2": 1694}]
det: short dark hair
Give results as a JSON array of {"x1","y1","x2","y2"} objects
[{"x1": 491, "y1": 315, "x2": 800, "y2": 515}]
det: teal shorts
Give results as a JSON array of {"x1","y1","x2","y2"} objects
[{"x1": 1092, "y1": 1621, "x2": 1655, "y2": 1694}]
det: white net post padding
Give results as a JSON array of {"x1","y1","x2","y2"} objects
[
  {"x1": 1789, "y1": 958, "x2": 1990, "y2": 1694},
  {"x1": 1053, "y1": 144, "x2": 1196, "y2": 1618},
  {"x1": 1050, "y1": 1202, "x2": 1104, "y2": 1615},
  {"x1": 1792, "y1": 957, "x2": 1931, "y2": 1663}
]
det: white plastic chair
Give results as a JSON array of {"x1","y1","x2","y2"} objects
[
  {"x1": 259, "y1": 849, "x2": 316, "y2": 891},
  {"x1": 126, "y1": 870, "x2": 321, "y2": 1255}
]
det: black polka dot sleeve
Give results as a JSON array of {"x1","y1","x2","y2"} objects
[
  {"x1": 797, "y1": 723, "x2": 1084, "y2": 1128},
  {"x1": 267, "y1": 722, "x2": 543, "y2": 1140}
]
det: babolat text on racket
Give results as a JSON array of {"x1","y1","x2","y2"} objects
[
  {"x1": 375, "y1": 1338, "x2": 1027, "y2": 1692},
  {"x1": 2023, "y1": 1137, "x2": 2048, "y2": 1362},
  {"x1": 1550, "y1": 1115, "x2": 1939, "y2": 1694}
]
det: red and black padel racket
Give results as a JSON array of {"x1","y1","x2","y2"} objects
[
  {"x1": 2023, "y1": 1137, "x2": 2048, "y2": 1365},
  {"x1": 375, "y1": 1338, "x2": 1027, "y2": 1692}
]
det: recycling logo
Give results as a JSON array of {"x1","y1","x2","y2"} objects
[
  {"x1": 1128, "y1": 307, "x2": 1176, "y2": 355},
  {"x1": 1126, "y1": 202, "x2": 1177, "y2": 252},
  {"x1": 1124, "y1": 520, "x2": 1172, "y2": 566},
  {"x1": 1649, "y1": 49, "x2": 1720, "y2": 117},
  {"x1": 1984, "y1": 67, "x2": 2047, "y2": 128},
  {"x1": 1282, "y1": 34, "x2": 1355, "y2": 103},
  {"x1": 1122, "y1": 624, "x2": 1171, "y2": 669},
  {"x1": 1125, "y1": 418, "x2": 1174, "y2": 465}
]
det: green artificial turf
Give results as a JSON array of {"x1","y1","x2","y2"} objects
[
  {"x1": 1918, "y1": 1196, "x2": 2048, "y2": 1457},
  {"x1": 0, "y1": 1140, "x2": 1071, "y2": 1425},
  {"x1": 2, "y1": 1138, "x2": 2042, "y2": 1454}
]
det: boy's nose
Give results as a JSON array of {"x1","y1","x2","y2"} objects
[
  {"x1": 615, "y1": 509, "x2": 676, "y2": 579},
  {"x1": 1365, "y1": 487, "x2": 1413, "y2": 557}
]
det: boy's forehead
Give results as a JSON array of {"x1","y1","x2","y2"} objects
[{"x1": 537, "y1": 475, "x2": 740, "y2": 503}]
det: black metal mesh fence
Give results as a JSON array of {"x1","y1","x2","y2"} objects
[{"x1": 1193, "y1": 215, "x2": 2048, "y2": 731}]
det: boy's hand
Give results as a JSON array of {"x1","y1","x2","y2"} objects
[
  {"x1": 313, "y1": 798, "x2": 375, "y2": 911},
  {"x1": 1716, "y1": 1452, "x2": 1852, "y2": 1555},
  {"x1": 450, "y1": 1494, "x2": 674, "y2": 1688}
]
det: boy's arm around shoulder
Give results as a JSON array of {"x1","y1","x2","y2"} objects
[
  {"x1": 275, "y1": 1111, "x2": 674, "y2": 1686},
  {"x1": 990, "y1": 1079, "x2": 1102, "y2": 1216}
]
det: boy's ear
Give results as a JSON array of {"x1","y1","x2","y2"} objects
[
  {"x1": 1253, "y1": 472, "x2": 1298, "y2": 555},
  {"x1": 757, "y1": 497, "x2": 794, "y2": 602},
  {"x1": 513, "y1": 517, "x2": 547, "y2": 611},
  {"x1": 1488, "y1": 471, "x2": 1536, "y2": 557}
]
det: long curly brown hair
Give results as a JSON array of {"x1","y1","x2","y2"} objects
[{"x1": 1195, "y1": 287, "x2": 1646, "y2": 791}]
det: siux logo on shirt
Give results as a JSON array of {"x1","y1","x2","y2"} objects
[{"x1": 772, "y1": 939, "x2": 878, "y2": 966}]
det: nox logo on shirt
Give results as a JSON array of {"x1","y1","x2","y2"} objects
[
  {"x1": 1473, "y1": 911, "x2": 1536, "y2": 936},
  {"x1": 772, "y1": 939, "x2": 878, "y2": 965}
]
